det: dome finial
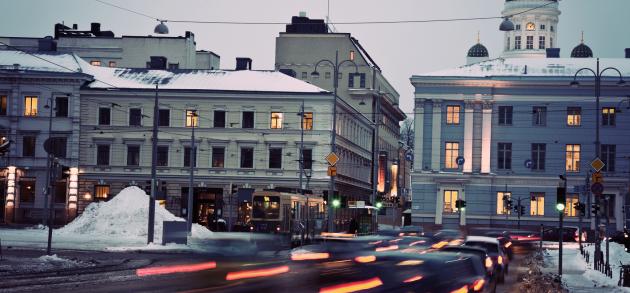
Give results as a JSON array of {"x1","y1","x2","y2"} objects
[
  {"x1": 581, "y1": 31, "x2": 584, "y2": 44},
  {"x1": 477, "y1": 31, "x2": 480, "y2": 44}
]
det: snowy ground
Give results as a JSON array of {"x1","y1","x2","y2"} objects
[{"x1": 543, "y1": 241, "x2": 630, "y2": 292}]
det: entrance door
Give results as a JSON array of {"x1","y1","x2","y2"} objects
[{"x1": 181, "y1": 187, "x2": 224, "y2": 231}]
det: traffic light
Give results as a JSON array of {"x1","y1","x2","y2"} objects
[
  {"x1": 556, "y1": 187, "x2": 566, "y2": 211},
  {"x1": 506, "y1": 199, "x2": 513, "y2": 211},
  {"x1": 513, "y1": 204, "x2": 519, "y2": 213},
  {"x1": 375, "y1": 201, "x2": 383, "y2": 209},
  {"x1": 519, "y1": 205, "x2": 526, "y2": 216},
  {"x1": 591, "y1": 204, "x2": 600, "y2": 216},
  {"x1": 332, "y1": 198, "x2": 341, "y2": 208},
  {"x1": 579, "y1": 203, "x2": 586, "y2": 217},
  {"x1": 0, "y1": 138, "x2": 10, "y2": 156}
]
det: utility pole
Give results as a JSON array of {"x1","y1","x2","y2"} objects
[
  {"x1": 558, "y1": 175, "x2": 567, "y2": 276},
  {"x1": 371, "y1": 69, "x2": 380, "y2": 234},
  {"x1": 147, "y1": 82, "x2": 159, "y2": 244},
  {"x1": 187, "y1": 110, "x2": 196, "y2": 235},
  {"x1": 299, "y1": 100, "x2": 308, "y2": 243},
  {"x1": 43, "y1": 96, "x2": 54, "y2": 227}
]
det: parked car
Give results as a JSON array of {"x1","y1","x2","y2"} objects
[{"x1": 464, "y1": 236, "x2": 509, "y2": 283}]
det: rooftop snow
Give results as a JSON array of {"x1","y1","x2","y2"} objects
[
  {"x1": 0, "y1": 50, "x2": 82, "y2": 73},
  {"x1": 417, "y1": 57, "x2": 630, "y2": 78}
]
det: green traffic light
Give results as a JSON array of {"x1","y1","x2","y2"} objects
[
  {"x1": 376, "y1": 202, "x2": 383, "y2": 209},
  {"x1": 332, "y1": 199, "x2": 341, "y2": 208},
  {"x1": 556, "y1": 203, "x2": 565, "y2": 211}
]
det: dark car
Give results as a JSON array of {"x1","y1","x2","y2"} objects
[
  {"x1": 433, "y1": 229, "x2": 464, "y2": 241},
  {"x1": 468, "y1": 228, "x2": 514, "y2": 260},
  {"x1": 542, "y1": 226, "x2": 581, "y2": 242},
  {"x1": 398, "y1": 225, "x2": 425, "y2": 236},
  {"x1": 465, "y1": 236, "x2": 509, "y2": 283},
  {"x1": 441, "y1": 246, "x2": 498, "y2": 292}
]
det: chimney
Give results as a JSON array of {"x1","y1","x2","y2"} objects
[
  {"x1": 235, "y1": 57, "x2": 252, "y2": 70},
  {"x1": 149, "y1": 56, "x2": 167, "y2": 69},
  {"x1": 90, "y1": 22, "x2": 101, "y2": 34},
  {"x1": 72, "y1": 24, "x2": 78, "y2": 30},
  {"x1": 625, "y1": 48, "x2": 630, "y2": 59},
  {"x1": 38, "y1": 36, "x2": 57, "y2": 52},
  {"x1": 546, "y1": 48, "x2": 560, "y2": 58}
]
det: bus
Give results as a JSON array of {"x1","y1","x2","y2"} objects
[{"x1": 249, "y1": 190, "x2": 325, "y2": 234}]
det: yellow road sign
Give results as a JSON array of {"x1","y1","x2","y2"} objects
[
  {"x1": 325, "y1": 152, "x2": 339, "y2": 166},
  {"x1": 592, "y1": 171, "x2": 604, "y2": 184},
  {"x1": 327, "y1": 166, "x2": 337, "y2": 177},
  {"x1": 591, "y1": 158, "x2": 605, "y2": 172}
]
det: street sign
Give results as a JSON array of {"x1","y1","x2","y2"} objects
[
  {"x1": 348, "y1": 200, "x2": 357, "y2": 208},
  {"x1": 405, "y1": 152, "x2": 414, "y2": 162},
  {"x1": 591, "y1": 182, "x2": 604, "y2": 195},
  {"x1": 524, "y1": 159, "x2": 533, "y2": 169},
  {"x1": 356, "y1": 201, "x2": 365, "y2": 208},
  {"x1": 590, "y1": 158, "x2": 605, "y2": 172},
  {"x1": 325, "y1": 152, "x2": 339, "y2": 166},
  {"x1": 591, "y1": 171, "x2": 604, "y2": 184},
  {"x1": 327, "y1": 166, "x2": 337, "y2": 177},
  {"x1": 456, "y1": 156, "x2": 465, "y2": 166}
]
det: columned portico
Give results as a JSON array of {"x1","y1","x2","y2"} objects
[
  {"x1": 463, "y1": 101, "x2": 474, "y2": 173},
  {"x1": 413, "y1": 99, "x2": 425, "y2": 171},
  {"x1": 481, "y1": 101, "x2": 493, "y2": 174}
]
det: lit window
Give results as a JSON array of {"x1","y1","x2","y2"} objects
[
  {"x1": 0, "y1": 95, "x2": 7, "y2": 116},
  {"x1": 24, "y1": 96, "x2": 38, "y2": 116},
  {"x1": 530, "y1": 193, "x2": 544, "y2": 216},
  {"x1": 602, "y1": 107, "x2": 616, "y2": 126},
  {"x1": 302, "y1": 112, "x2": 313, "y2": 130},
  {"x1": 445, "y1": 142, "x2": 459, "y2": 169},
  {"x1": 566, "y1": 144, "x2": 581, "y2": 172},
  {"x1": 90, "y1": 60, "x2": 101, "y2": 66},
  {"x1": 526, "y1": 36, "x2": 534, "y2": 49},
  {"x1": 94, "y1": 185, "x2": 110, "y2": 201},
  {"x1": 565, "y1": 195, "x2": 579, "y2": 217},
  {"x1": 270, "y1": 112, "x2": 283, "y2": 129},
  {"x1": 186, "y1": 110, "x2": 198, "y2": 127},
  {"x1": 497, "y1": 192, "x2": 511, "y2": 215},
  {"x1": 567, "y1": 107, "x2": 581, "y2": 126},
  {"x1": 443, "y1": 190, "x2": 458, "y2": 213},
  {"x1": 446, "y1": 105, "x2": 460, "y2": 125},
  {"x1": 108, "y1": 61, "x2": 117, "y2": 67}
]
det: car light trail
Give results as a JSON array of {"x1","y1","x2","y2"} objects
[
  {"x1": 472, "y1": 279, "x2": 485, "y2": 291},
  {"x1": 291, "y1": 252, "x2": 330, "y2": 261},
  {"x1": 396, "y1": 260, "x2": 424, "y2": 266},
  {"x1": 136, "y1": 261, "x2": 217, "y2": 277},
  {"x1": 319, "y1": 277, "x2": 383, "y2": 293},
  {"x1": 431, "y1": 241, "x2": 449, "y2": 249},
  {"x1": 375, "y1": 245, "x2": 398, "y2": 252},
  {"x1": 450, "y1": 285, "x2": 468, "y2": 293},
  {"x1": 403, "y1": 275, "x2": 423, "y2": 283},
  {"x1": 354, "y1": 255, "x2": 376, "y2": 263},
  {"x1": 225, "y1": 265, "x2": 290, "y2": 281}
]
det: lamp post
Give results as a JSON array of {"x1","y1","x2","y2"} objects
[
  {"x1": 311, "y1": 51, "x2": 359, "y2": 232},
  {"x1": 558, "y1": 175, "x2": 568, "y2": 276},
  {"x1": 147, "y1": 82, "x2": 159, "y2": 244},
  {"x1": 570, "y1": 58, "x2": 626, "y2": 270},
  {"x1": 43, "y1": 97, "x2": 55, "y2": 255},
  {"x1": 187, "y1": 110, "x2": 197, "y2": 235}
]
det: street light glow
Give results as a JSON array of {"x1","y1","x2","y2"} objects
[
  {"x1": 556, "y1": 203, "x2": 565, "y2": 211},
  {"x1": 332, "y1": 199, "x2": 341, "y2": 208}
]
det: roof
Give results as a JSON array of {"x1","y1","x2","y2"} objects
[
  {"x1": 465, "y1": 236, "x2": 500, "y2": 244},
  {"x1": 571, "y1": 43, "x2": 594, "y2": 58},
  {"x1": 415, "y1": 57, "x2": 630, "y2": 78},
  {"x1": 0, "y1": 50, "x2": 82, "y2": 73},
  {"x1": 467, "y1": 43, "x2": 489, "y2": 58}
]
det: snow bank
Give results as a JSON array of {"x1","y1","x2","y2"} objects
[{"x1": 57, "y1": 186, "x2": 212, "y2": 243}]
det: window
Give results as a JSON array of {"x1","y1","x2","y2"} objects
[
  {"x1": 52, "y1": 137, "x2": 67, "y2": 158},
  {"x1": 325, "y1": 72, "x2": 331, "y2": 79},
  {"x1": 22, "y1": 136, "x2": 36, "y2": 157},
  {"x1": 550, "y1": 37, "x2": 554, "y2": 48},
  {"x1": 270, "y1": 112, "x2": 283, "y2": 129},
  {"x1": 158, "y1": 109, "x2": 170, "y2": 126},
  {"x1": 565, "y1": 195, "x2": 579, "y2": 217},
  {"x1": 211, "y1": 147, "x2": 225, "y2": 168},
  {"x1": 240, "y1": 147, "x2": 254, "y2": 168},
  {"x1": 242, "y1": 111, "x2": 254, "y2": 128},
  {"x1": 497, "y1": 143, "x2": 512, "y2": 170},
  {"x1": 538, "y1": 36, "x2": 546, "y2": 49},
  {"x1": 302, "y1": 112, "x2": 313, "y2": 130},
  {"x1": 515, "y1": 36, "x2": 521, "y2": 49},
  {"x1": 530, "y1": 193, "x2": 544, "y2": 216},
  {"x1": 157, "y1": 146, "x2": 169, "y2": 166},
  {"x1": 506, "y1": 37, "x2": 510, "y2": 50},
  {"x1": 498, "y1": 106, "x2": 513, "y2": 125},
  {"x1": 540, "y1": 24, "x2": 546, "y2": 30},
  {"x1": 0, "y1": 95, "x2": 7, "y2": 115},
  {"x1": 445, "y1": 142, "x2": 459, "y2": 169},
  {"x1": 602, "y1": 107, "x2": 616, "y2": 126},
  {"x1": 567, "y1": 107, "x2": 581, "y2": 126},
  {"x1": 269, "y1": 148, "x2": 282, "y2": 169},
  {"x1": 532, "y1": 106, "x2": 547, "y2": 126},
  {"x1": 348, "y1": 73, "x2": 366, "y2": 88},
  {"x1": 24, "y1": 96, "x2": 38, "y2": 116},
  {"x1": 19, "y1": 180, "x2": 35, "y2": 202},
  {"x1": 97, "y1": 145, "x2": 110, "y2": 166},
  {"x1": 129, "y1": 108, "x2": 142, "y2": 126},
  {"x1": 497, "y1": 192, "x2": 511, "y2": 215},
  {"x1": 601, "y1": 144, "x2": 616, "y2": 172},
  {"x1": 446, "y1": 105, "x2": 460, "y2": 125},
  {"x1": 566, "y1": 144, "x2": 581, "y2": 172},
  {"x1": 186, "y1": 110, "x2": 198, "y2": 127},
  {"x1": 302, "y1": 149, "x2": 313, "y2": 169},
  {"x1": 98, "y1": 107, "x2": 111, "y2": 125},
  {"x1": 515, "y1": 24, "x2": 521, "y2": 31},
  {"x1": 443, "y1": 190, "x2": 458, "y2": 213},
  {"x1": 184, "y1": 146, "x2": 196, "y2": 167},
  {"x1": 55, "y1": 97, "x2": 68, "y2": 117},
  {"x1": 108, "y1": 61, "x2": 117, "y2": 67},
  {"x1": 127, "y1": 145, "x2": 140, "y2": 166},
  {"x1": 214, "y1": 110, "x2": 226, "y2": 128},
  {"x1": 94, "y1": 185, "x2": 110, "y2": 201},
  {"x1": 526, "y1": 36, "x2": 534, "y2": 49},
  {"x1": 90, "y1": 60, "x2": 101, "y2": 66},
  {"x1": 531, "y1": 143, "x2": 546, "y2": 170},
  {"x1": 550, "y1": 25, "x2": 554, "y2": 32}
]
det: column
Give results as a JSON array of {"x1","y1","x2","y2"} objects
[
  {"x1": 435, "y1": 186, "x2": 443, "y2": 225},
  {"x1": 413, "y1": 99, "x2": 425, "y2": 171},
  {"x1": 431, "y1": 100, "x2": 442, "y2": 171},
  {"x1": 481, "y1": 101, "x2": 493, "y2": 174},
  {"x1": 463, "y1": 101, "x2": 474, "y2": 173}
]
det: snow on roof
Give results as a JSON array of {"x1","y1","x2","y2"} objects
[
  {"x1": 417, "y1": 57, "x2": 630, "y2": 78},
  {"x1": 465, "y1": 235, "x2": 500, "y2": 244},
  {"x1": 77, "y1": 58, "x2": 328, "y2": 93},
  {"x1": 0, "y1": 50, "x2": 82, "y2": 73}
]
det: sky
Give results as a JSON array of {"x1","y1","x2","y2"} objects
[{"x1": 1, "y1": 0, "x2": 629, "y2": 114}]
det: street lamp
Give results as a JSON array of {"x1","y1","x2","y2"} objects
[
  {"x1": 154, "y1": 21, "x2": 169, "y2": 34},
  {"x1": 311, "y1": 50, "x2": 359, "y2": 232},
  {"x1": 147, "y1": 82, "x2": 160, "y2": 244},
  {"x1": 187, "y1": 110, "x2": 197, "y2": 235},
  {"x1": 570, "y1": 58, "x2": 626, "y2": 274},
  {"x1": 499, "y1": 18, "x2": 515, "y2": 32}
]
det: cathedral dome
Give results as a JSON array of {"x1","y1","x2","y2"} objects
[
  {"x1": 467, "y1": 43, "x2": 489, "y2": 58},
  {"x1": 571, "y1": 43, "x2": 593, "y2": 58}
]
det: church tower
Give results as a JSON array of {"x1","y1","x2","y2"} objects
[{"x1": 501, "y1": 0, "x2": 561, "y2": 58}]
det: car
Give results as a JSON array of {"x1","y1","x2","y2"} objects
[
  {"x1": 441, "y1": 246, "x2": 498, "y2": 292},
  {"x1": 468, "y1": 228, "x2": 514, "y2": 260},
  {"x1": 542, "y1": 226, "x2": 582, "y2": 242},
  {"x1": 464, "y1": 236, "x2": 509, "y2": 283},
  {"x1": 433, "y1": 229, "x2": 463, "y2": 241},
  {"x1": 398, "y1": 225, "x2": 425, "y2": 236}
]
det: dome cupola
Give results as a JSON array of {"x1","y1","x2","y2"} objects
[{"x1": 571, "y1": 32, "x2": 593, "y2": 58}]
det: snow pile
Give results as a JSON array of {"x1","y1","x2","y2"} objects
[{"x1": 57, "y1": 186, "x2": 212, "y2": 243}]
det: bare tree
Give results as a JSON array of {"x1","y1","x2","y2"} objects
[{"x1": 400, "y1": 117, "x2": 414, "y2": 151}]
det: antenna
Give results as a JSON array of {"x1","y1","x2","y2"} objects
[
  {"x1": 477, "y1": 31, "x2": 480, "y2": 43},
  {"x1": 581, "y1": 31, "x2": 584, "y2": 43}
]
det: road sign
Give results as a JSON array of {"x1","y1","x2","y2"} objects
[
  {"x1": 327, "y1": 166, "x2": 337, "y2": 176},
  {"x1": 405, "y1": 152, "x2": 414, "y2": 162},
  {"x1": 524, "y1": 159, "x2": 533, "y2": 169},
  {"x1": 348, "y1": 200, "x2": 357, "y2": 208},
  {"x1": 356, "y1": 201, "x2": 365, "y2": 208},
  {"x1": 592, "y1": 171, "x2": 604, "y2": 184},
  {"x1": 456, "y1": 156, "x2": 465, "y2": 166},
  {"x1": 591, "y1": 182, "x2": 604, "y2": 195},
  {"x1": 591, "y1": 158, "x2": 605, "y2": 172},
  {"x1": 325, "y1": 152, "x2": 339, "y2": 166}
]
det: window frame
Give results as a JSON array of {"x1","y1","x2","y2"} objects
[
  {"x1": 55, "y1": 96, "x2": 69, "y2": 117},
  {"x1": 22, "y1": 135, "x2": 36, "y2": 157},
  {"x1": 498, "y1": 106, "x2": 513, "y2": 125},
  {"x1": 565, "y1": 194, "x2": 579, "y2": 217},
  {"x1": 302, "y1": 112, "x2": 313, "y2": 130},
  {"x1": 515, "y1": 36, "x2": 522, "y2": 49},
  {"x1": 531, "y1": 143, "x2": 546, "y2": 171},
  {"x1": 0, "y1": 95, "x2": 7, "y2": 116},
  {"x1": 158, "y1": 109, "x2": 171, "y2": 127},
  {"x1": 98, "y1": 107, "x2": 111, "y2": 125},
  {"x1": 538, "y1": 36, "x2": 546, "y2": 49},
  {"x1": 497, "y1": 142, "x2": 512, "y2": 170},
  {"x1": 185, "y1": 110, "x2": 198, "y2": 128},
  {"x1": 601, "y1": 144, "x2": 616, "y2": 172},
  {"x1": 19, "y1": 179, "x2": 36, "y2": 203},
  {"x1": 497, "y1": 192, "x2": 512, "y2": 215},
  {"x1": 213, "y1": 110, "x2": 226, "y2": 128},
  {"x1": 156, "y1": 146, "x2": 169, "y2": 167},
  {"x1": 444, "y1": 142, "x2": 460, "y2": 169},
  {"x1": 443, "y1": 190, "x2": 459, "y2": 214},
  {"x1": 211, "y1": 146, "x2": 225, "y2": 168},
  {"x1": 268, "y1": 148, "x2": 282, "y2": 169},
  {"x1": 567, "y1": 107, "x2": 582, "y2": 126},
  {"x1": 565, "y1": 144, "x2": 581, "y2": 172},
  {"x1": 96, "y1": 144, "x2": 111, "y2": 166},
  {"x1": 302, "y1": 149, "x2": 313, "y2": 170},
  {"x1": 24, "y1": 96, "x2": 38, "y2": 117},
  {"x1": 242, "y1": 111, "x2": 255, "y2": 129},
  {"x1": 126, "y1": 145, "x2": 140, "y2": 166},
  {"x1": 128, "y1": 108, "x2": 142, "y2": 126},
  {"x1": 270, "y1": 112, "x2": 283, "y2": 129},
  {"x1": 530, "y1": 193, "x2": 545, "y2": 216},
  {"x1": 446, "y1": 105, "x2": 461, "y2": 125},
  {"x1": 532, "y1": 106, "x2": 547, "y2": 126},
  {"x1": 94, "y1": 185, "x2": 110, "y2": 201},
  {"x1": 90, "y1": 60, "x2": 102, "y2": 66},
  {"x1": 602, "y1": 107, "x2": 616, "y2": 126},
  {"x1": 240, "y1": 147, "x2": 254, "y2": 169},
  {"x1": 183, "y1": 146, "x2": 197, "y2": 167},
  {"x1": 526, "y1": 36, "x2": 534, "y2": 49}
]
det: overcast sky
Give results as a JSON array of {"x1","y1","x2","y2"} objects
[{"x1": 2, "y1": 0, "x2": 629, "y2": 114}]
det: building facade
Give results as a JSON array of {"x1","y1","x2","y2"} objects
[{"x1": 410, "y1": 0, "x2": 630, "y2": 232}]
